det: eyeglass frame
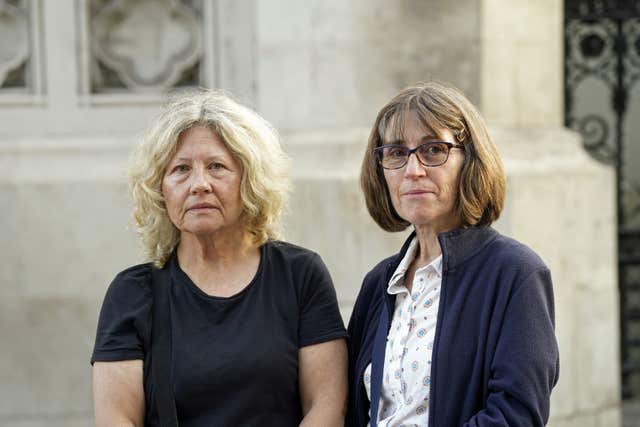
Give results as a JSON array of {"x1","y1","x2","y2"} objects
[{"x1": 373, "y1": 141, "x2": 465, "y2": 170}]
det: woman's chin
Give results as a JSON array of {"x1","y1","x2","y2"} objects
[
  {"x1": 179, "y1": 218, "x2": 247, "y2": 239},
  {"x1": 180, "y1": 222, "x2": 226, "y2": 237}
]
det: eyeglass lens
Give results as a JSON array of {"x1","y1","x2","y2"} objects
[{"x1": 380, "y1": 142, "x2": 450, "y2": 168}]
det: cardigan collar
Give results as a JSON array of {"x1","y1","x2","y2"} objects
[{"x1": 386, "y1": 226, "x2": 499, "y2": 276}]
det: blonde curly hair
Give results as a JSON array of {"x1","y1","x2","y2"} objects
[{"x1": 129, "y1": 89, "x2": 290, "y2": 267}]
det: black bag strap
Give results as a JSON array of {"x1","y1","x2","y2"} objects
[{"x1": 150, "y1": 266, "x2": 179, "y2": 427}]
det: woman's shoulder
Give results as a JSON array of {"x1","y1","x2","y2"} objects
[
  {"x1": 481, "y1": 233, "x2": 551, "y2": 292},
  {"x1": 112, "y1": 262, "x2": 154, "y2": 285},
  {"x1": 488, "y1": 233, "x2": 548, "y2": 271},
  {"x1": 103, "y1": 262, "x2": 154, "y2": 302},
  {"x1": 265, "y1": 240, "x2": 323, "y2": 265},
  {"x1": 263, "y1": 241, "x2": 335, "y2": 294}
]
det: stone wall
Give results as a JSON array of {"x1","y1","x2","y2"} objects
[{"x1": 256, "y1": 0, "x2": 480, "y2": 131}]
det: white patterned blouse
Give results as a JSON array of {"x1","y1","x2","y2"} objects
[{"x1": 364, "y1": 237, "x2": 442, "y2": 427}]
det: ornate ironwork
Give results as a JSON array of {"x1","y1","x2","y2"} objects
[
  {"x1": 566, "y1": 0, "x2": 640, "y2": 20},
  {"x1": 565, "y1": 0, "x2": 640, "y2": 400},
  {"x1": 565, "y1": 17, "x2": 618, "y2": 164}
]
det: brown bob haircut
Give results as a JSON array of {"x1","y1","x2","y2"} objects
[{"x1": 360, "y1": 81, "x2": 506, "y2": 232}]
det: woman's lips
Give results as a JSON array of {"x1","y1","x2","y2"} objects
[
  {"x1": 187, "y1": 203, "x2": 216, "y2": 211},
  {"x1": 402, "y1": 189, "x2": 434, "y2": 196}
]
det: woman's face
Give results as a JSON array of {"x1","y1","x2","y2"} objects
[
  {"x1": 162, "y1": 125, "x2": 244, "y2": 238},
  {"x1": 382, "y1": 110, "x2": 465, "y2": 233}
]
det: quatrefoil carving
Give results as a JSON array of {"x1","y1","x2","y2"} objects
[{"x1": 92, "y1": 0, "x2": 202, "y2": 91}]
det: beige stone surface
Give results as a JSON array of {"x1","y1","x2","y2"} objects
[
  {"x1": 0, "y1": 418, "x2": 91, "y2": 427},
  {"x1": 480, "y1": 0, "x2": 563, "y2": 127},
  {"x1": 600, "y1": 405, "x2": 623, "y2": 427},
  {"x1": 548, "y1": 404, "x2": 621, "y2": 427},
  {"x1": 549, "y1": 413, "x2": 598, "y2": 427},
  {"x1": 0, "y1": 142, "x2": 140, "y2": 422},
  {"x1": 256, "y1": 0, "x2": 480, "y2": 132},
  {"x1": 574, "y1": 288, "x2": 621, "y2": 412},
  {"x1": 0, "y1": 295, "x2": 94, "y2": 418}
]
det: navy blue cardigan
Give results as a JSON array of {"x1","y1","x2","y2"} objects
[{"x1": 347, "y1": 227, "x2": 559, "y2": 426}]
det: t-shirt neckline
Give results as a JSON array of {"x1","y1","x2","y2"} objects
[{"x1": 169, "y1": 242, "x2": 267, "y2": 301}]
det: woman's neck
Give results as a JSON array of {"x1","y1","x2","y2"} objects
[
  {"x1": 413, "y1": 226, "x2": 442, "y2": 268},
  {"x1": 178, "y1": 228, "x2": 254, "y2": 266},
  {"x1": 176, "y1": 228, "x2": 261, "y2": 297},
  {"x1": 412, "y1": 221, "x2": 461, "y2": 267}
]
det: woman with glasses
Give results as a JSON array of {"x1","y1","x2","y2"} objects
[{"x1": 347, "y1": 81, "x2": 559, "y2": 426}]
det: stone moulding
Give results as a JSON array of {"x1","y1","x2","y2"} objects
[
  {"x1": 0, "y1": 1, "x2": 29, "y2": 88},
  {"x1": 91, "y1": 0, "x2": 203, "y2": 92}
]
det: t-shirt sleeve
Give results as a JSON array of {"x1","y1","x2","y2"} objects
[
  {"x1": 297, "y1": 253, "x2": 347, "y2": 348},
  {"x1": 90, "y1": 265, "x2": 153, "y2": 364}
]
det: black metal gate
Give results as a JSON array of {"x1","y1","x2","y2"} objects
[{"x1": 564, "y1": 0, "x2": 640, "y2": 399}]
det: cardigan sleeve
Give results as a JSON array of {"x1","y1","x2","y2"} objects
[{"x1": 464, "y1": 267, "x2": 560, "y2": 427}]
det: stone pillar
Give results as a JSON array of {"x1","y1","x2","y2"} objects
[{"x1": 480, "y1": 0, "x2": 564, "y2": 127}]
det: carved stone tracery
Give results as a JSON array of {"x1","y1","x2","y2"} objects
[{"x1": 91, "y1": 0, "x2": 203, "y2": 92}]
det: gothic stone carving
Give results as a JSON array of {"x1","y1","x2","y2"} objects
[{"x1": 91, "y1": 0, "x2": 202, "y2": 92}]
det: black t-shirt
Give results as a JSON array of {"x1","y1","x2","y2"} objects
[{"x1": 91, "y1": 241, "x2": 347, "y2": 426}]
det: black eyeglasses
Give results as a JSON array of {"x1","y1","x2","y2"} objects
[{"x1": 373, "y1": 141, "x2": 465, "y2": 169}]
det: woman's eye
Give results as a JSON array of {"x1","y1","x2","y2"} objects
[
  {"x1": 387, "y1": 147, "x2": 406, "y2": 158},
  {"x1": 173, "y1": 164, "x2": 190, "y2": 173},
  {"x1": 424, "y1": 144, "x2": 445, "y2": 155},
  {"x1": 210, "y1": 162, "x2": 225, "y2": 171}
]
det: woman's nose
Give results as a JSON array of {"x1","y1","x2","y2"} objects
[
  {"x1": 190, "y1": 166, "x2": 212, "y2": 194},
  {"x1": 404, "y1": 152, "x2": 426, "y2": 177}
]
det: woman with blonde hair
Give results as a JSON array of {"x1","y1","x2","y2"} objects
[
  {"x1": 91, "y1": 90, "x2": 347, "y2": 426},
  {"x1": 347, "y1": 81, "x2": 559, "y2": 426}
]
